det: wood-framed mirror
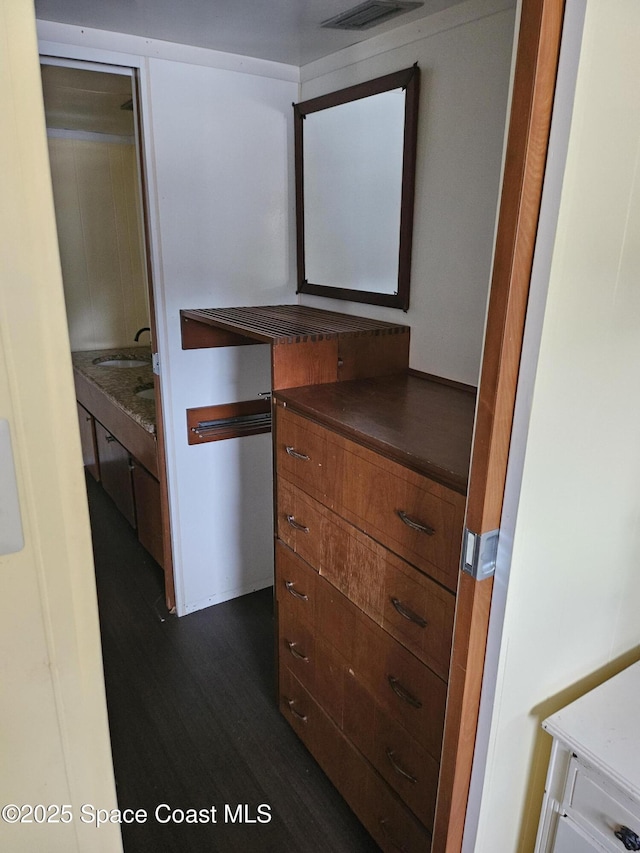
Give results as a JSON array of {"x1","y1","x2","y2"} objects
[{"x1": 294, "y1": 65, "x2": 420, "y2": 311}]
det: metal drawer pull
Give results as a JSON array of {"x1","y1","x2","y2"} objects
[
  {"x1": 286, "y1": 641, "x2": 309, "y2": 662},
  {"x1": 286, "y1": 514, "x2": 309, "y2": 533},
  {"x1": 397, "y1": 509, "x2": 435, "y2": 536},
  {"x1": 285, "y1": 446, "x2": 310, "y2": 461},
  {"x1": 388, "y1": 676, "x2": 422, "y2": 709},
  {"x1": 391, "y1": 597, "x2": 428, "y2": 628},
  {"x1": 285, "y1": 580, "x2": 308, "y2": 601},
  {"x1": 287, "y1": 698, "x2": 308, "y2": 722},
  {"x1": 615, "y1": 827, "x2": 640, "y2": 851},
  {"x1": 385, "y1": 749, "x2": 418, "y2": 784},
  {"x1": 379, "y1": 819, "x2": 407, "y2": 852}
]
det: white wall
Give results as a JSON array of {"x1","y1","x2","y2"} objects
[
  {"x1": 0, "y1": 2, "x2": 121, "y2": 850},
  {"x1": 37, "y1": 24, "x2": 299, "y2": 614},
  {"x1": 473, "y1": 1, "x2": 640, "y2": 848},
  {"x1": 144, "y1": 57, "x2": 297, "y2": 613},
  {"x1": 298, "y1": 0, "x2": 516, "y2": 386}
]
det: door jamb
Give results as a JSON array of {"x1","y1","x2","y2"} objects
[
  {"x1": 431, "y1": 1, "x2": 568, "y2": 849},
  {"x1": 39, "y1": 54, "x2": 176, "y2": 610}
]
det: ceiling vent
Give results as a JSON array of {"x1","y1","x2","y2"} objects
[{"x1": 321, "y1": 0, "x2": 423, "y2": 30}]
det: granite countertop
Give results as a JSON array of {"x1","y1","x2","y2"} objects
[{"x1": 72, "y1": 346, "x2": 156, "y2": 434}]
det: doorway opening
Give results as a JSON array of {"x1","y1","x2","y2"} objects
[{"x1": 40, "y1": 57, "x2": 175, "y2": 610}]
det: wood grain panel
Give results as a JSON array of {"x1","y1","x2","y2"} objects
[
  {"x1": 277, "y1": 374, "x2": 475, "y2": 494},
  {"x1": 271, "y1": 338, "x2": 339, "y2": 390},
  {"x1": 351, "y1": 611, "x2": 448, "y2": 760},
  {"x1": 432, "y1": 1, "x2": 567, "y2": 849},
  {"x1": 279, "y1": 667, "x2": 433, "y2": 853},
  {"x1": 336, "y1": 331, "x2": 410, "y2": 381},
  {"x1": 95, "y1": 421, "x2": 136, "y2": 527},
  {"x1": 277, "y1": 406, "x2": 465, "y2": 589},
  {"x1": 344, "y1": 674, "x2": 439, "y2": 830},
  {"x1": 132, "y1": 463, "x2": 163, "y2": 567},
  {"x1": 277, "y1": 487, "x2": 455, "y2": 678}
]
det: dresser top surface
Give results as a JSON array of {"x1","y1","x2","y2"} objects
[
  {"x1": 543, "y1": 661, "x2": 640, "y2": 799},
  {"x1": 180, "y1": 304, "x2": 409, "y2": 345},
  {"x1": 276, "y1": 373, "x2": 476, "y2": 494}
]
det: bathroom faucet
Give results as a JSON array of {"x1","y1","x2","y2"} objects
[{"x1": 134, "y1": 327, "x2": 151, "y2": 342}]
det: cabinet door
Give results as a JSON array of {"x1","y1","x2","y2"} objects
[
  {"x1": 552, "y1": 815, "x2": 602, "y2": 853},
  {"x1": 77, "y1": 402, "x2": 99, "y2": 481},
  {"x1": 132, "y1": 462, "x2": 163, "y2": 566},
  {"x1": 95, "y1": 421, "x2": 136, "y2": 527}
]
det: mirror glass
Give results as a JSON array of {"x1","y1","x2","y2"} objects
[{"x1": 294, "y1": 66, "x2": 420, "y2": 311}]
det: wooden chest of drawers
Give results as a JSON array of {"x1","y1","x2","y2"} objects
[{"x1": 274, "y1": 374, "x2": 474, "y2": 852}]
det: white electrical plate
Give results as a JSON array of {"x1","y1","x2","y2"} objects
[{"x1": 0, "y1": 418, "x2": 25, "y2": 555}]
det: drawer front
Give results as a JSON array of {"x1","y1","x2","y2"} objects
[
  {"x1": 277, "y1": 483, "x2": 455, "y2": 677},
  {"x1": 277, "y1": 479, "x2": 340, "y2": 573},
  {"x1": 276, "y1": 406, "x2": 329, "y2": 499},
  {"x1": 344, "y1": 675, "x2": 439, "y2": 830},
  {"x1": 276, "y1": 406, "x2": 464, "y2": 590},
  {"x1": 275, "y1": 540, "x2": 318, "y2": 621},
  {"x1": 352, "y1": 613, "x2": 446, "y2": 761},
  {"x1": 279, "y1": 668, "x2": 432, "y2": 853},
  {"x1": 278, "y1": 543, "x2": 445, "y2": 759},
  {"x1": 382, "y1": 556, "x2": 454, "y2": 681},
  {"x1": 278, "y1": 604, "x2": 317, "y2": 693},
  {"x1": 565, "y1": 757, "x2": 640, "y2": 851},
  {"x1": 278, "y1": 592, "x2": 348, "y2": 726}
]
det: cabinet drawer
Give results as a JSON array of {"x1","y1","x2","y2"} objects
[
  {"x1": 275, "y1": 541, "x2": 318, "y2": 621},
  {"x1": 278, "y1": 599, "x2": 347, "y2": 727},
  {"x1": 278, "y1": 605, "x2": 317, "y2": 693},
  {"x1": 277, "y1": 543, "x2": 445, "y2": 758},
  {"x1": 344, "y1": 675, "x2": 439, "y2": 830},
  {"x1": 279, "y1": 667, "x2": 432, "y2": 853},
  {"x1": 277, "y1": 484, "x2": 455, "y2": 679},
  {"x1": 564, "y1": 757, "x2": 640, "y2": 851},
  {"x1": 382, "y1": 557, "x2": 454, "y2": 681},
  {"x1": 276, "y1": 407, "x2": 330, "y2": 499},
  {"x1": 277, "y1": 406, "x2": 464, "y2": 590},
  {"x1": 352, "y1": 613, "x2": 446, "y2": 761},
  {"x1": 277, "y1": 479, "x2": 329, "y2": 571}
]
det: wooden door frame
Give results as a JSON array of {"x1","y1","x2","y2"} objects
[{"x1": 431, "y1": 1, "x2": 567, "y2": 849}]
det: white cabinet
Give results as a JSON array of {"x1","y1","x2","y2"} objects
[{"x1": 535, "y1": 662, "x2": 640, "y2": 853}]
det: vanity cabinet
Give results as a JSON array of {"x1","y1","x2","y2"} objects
[
  {"x1": 131, "y1": 461, "x2": 164, "y2": 566},
  {"x1": 77, "y1": 402, "x2": 99, "y2": 481},
  {"x1": 95, "y1": 420, "x2": 136, "y2": 527},
  {"x1": 273, "y1": 373, "x2": 474, "y2": 852},
  {"x1": 535, "y1": 661, "x2": 640, "y2": 853},
  {"x1": 73, "y1": 354, "x2": 164, "y2": 569}
]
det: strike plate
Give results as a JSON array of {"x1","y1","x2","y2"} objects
[{"x1": 461, "y1": 528, "x2": 498, "y2": 581}]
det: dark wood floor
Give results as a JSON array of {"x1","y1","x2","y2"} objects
[{"x1": 87, "y1": 475, "x2": 380, "y2": 853}]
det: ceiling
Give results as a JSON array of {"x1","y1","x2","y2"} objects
[{"x1": 35, "y1": 0, "x2": 473, "y2": 67}]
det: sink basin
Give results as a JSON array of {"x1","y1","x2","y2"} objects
[
  {"x1": 136, "y1": 387, "x2": 155, "y2": 400},
  {"x1": 94, "y1": 358, "x2": 149, "y2": 368}
]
